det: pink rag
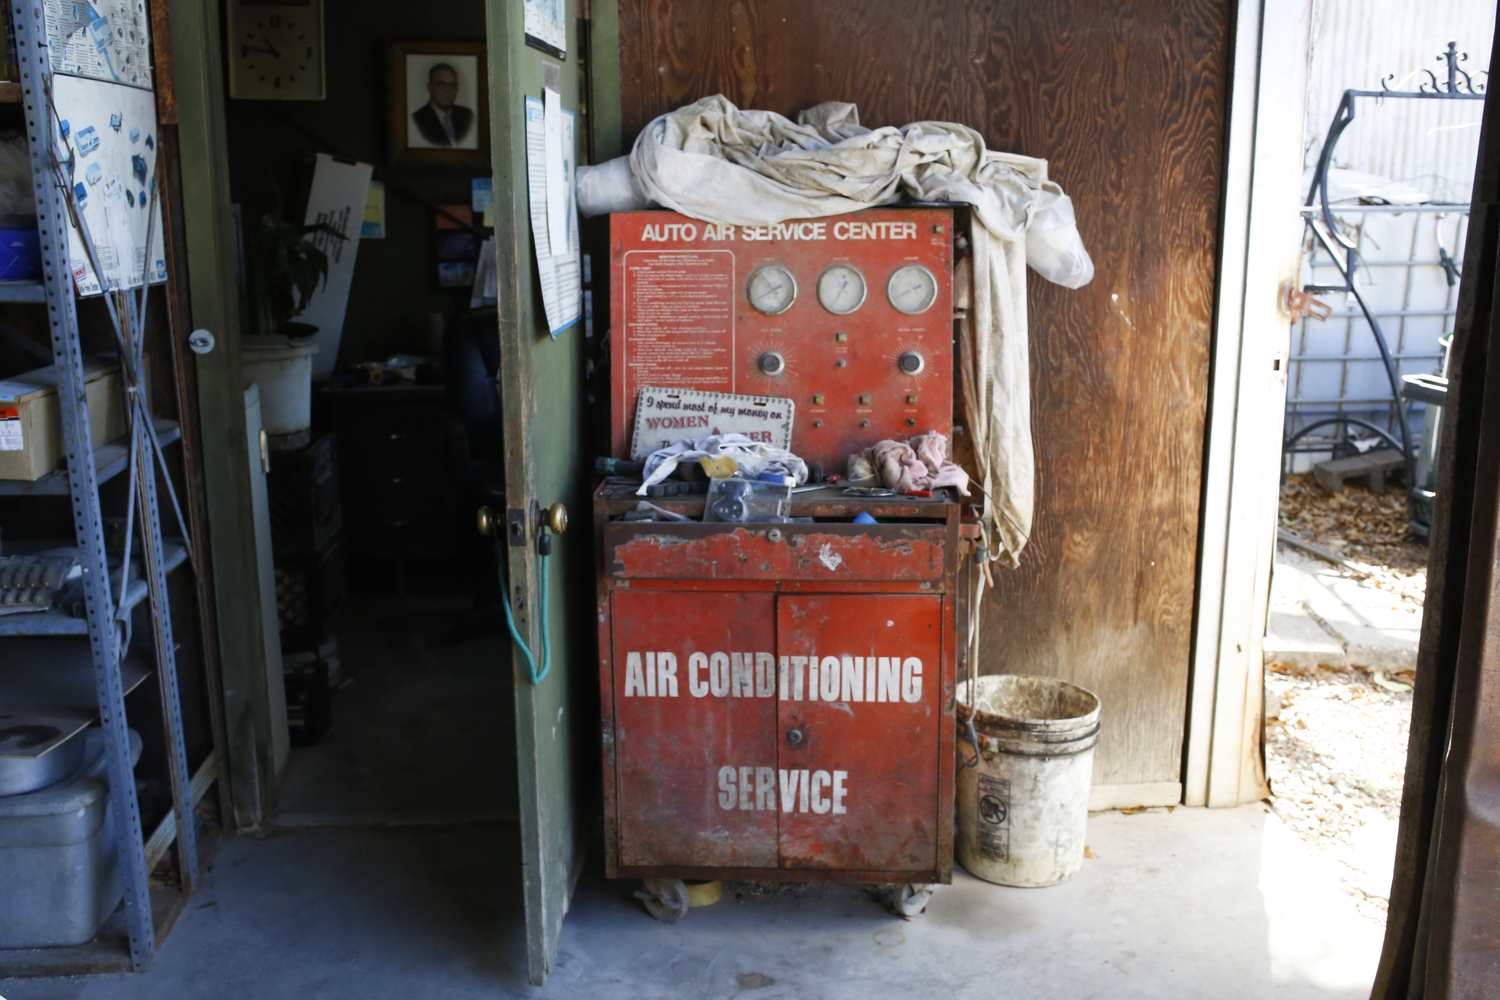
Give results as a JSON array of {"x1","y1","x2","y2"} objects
[{"x1": 861, "y1": 431, "x2": 970, "y2": 495}]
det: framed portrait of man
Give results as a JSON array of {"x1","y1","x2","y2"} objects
[{"x1": 387, "y1": 41, "x2": 489, "y2": 168}]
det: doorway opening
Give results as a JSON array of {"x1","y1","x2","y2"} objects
[
  {"x1": 1266, "y1": 0, "x2": 1493, "y2": 927},
  {"x1": 219, "y1": 0, "x2": 518, "y2": 833}
]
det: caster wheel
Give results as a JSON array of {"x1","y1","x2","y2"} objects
[
  {"x1": 634, "y1": 878, "x2": 690, "y2": 923},
  {"x1": 882, "y1": 883, "x2": 935, "y2": 918}
]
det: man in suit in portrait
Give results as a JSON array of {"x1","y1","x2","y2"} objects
[{"x1": 412, "y1": 63, "x2": 475, "y2": 148}]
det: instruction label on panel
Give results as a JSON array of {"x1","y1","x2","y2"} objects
[
  {"x1": 620, "y1": 250, "x2": 735, "y2": 414},
  {"x1": 631, "y1": 387, "x2": 793, "y2": 460}
]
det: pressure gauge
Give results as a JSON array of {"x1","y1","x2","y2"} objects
[
  {"x1": 887, "y1": 264, "x2": 938, "y2": 315},
  {"x1": 746, "y1": 265, "x2": 797, "y2": 316},
  {"x1": 816, "y1": 264, "x2": 867, "y2": 315}
]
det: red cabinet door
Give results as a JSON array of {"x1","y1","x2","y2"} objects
[
  {"x1": 775, "y1": 594, "x2": 942, "y2": 872},
  {"x1": 611, "y1": 591, "x2": 780, "y2": 868}
]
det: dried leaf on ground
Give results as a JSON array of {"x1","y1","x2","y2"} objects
[
  {"x1": 1266, "y1": 663, "x2": 1411, "y2": 924},
  {"x1": 1280, "y1": 473, "x2": 1429, "y2": 604}
]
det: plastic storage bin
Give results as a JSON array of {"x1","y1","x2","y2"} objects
[
  {"x1": 0, "y1": 215, "x2": 42, "y2": 280},
  {"x1": 0, "y1": 728, "x2": 140, "y2": 949}
]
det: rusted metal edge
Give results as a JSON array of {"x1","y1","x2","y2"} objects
[{"x1": 614, "y1": 864, "x2": 950, "y2": 884}]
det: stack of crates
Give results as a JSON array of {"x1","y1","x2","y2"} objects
[{"x1": 266, "y1": 434, "x2": 346, "y2": 654}]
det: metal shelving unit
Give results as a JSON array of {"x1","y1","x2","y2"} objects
[
  {"x1": 0, "y1": 280, "x2": 46, "y2": 302},
  {"x1": 0, "y1": 418, "x2": 180, "y2": 497},
  {"x1": 1, "y1": 3, "x2": 200, "y2": 971}
]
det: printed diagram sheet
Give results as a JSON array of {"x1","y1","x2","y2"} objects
[
  {"x1": 44, "y1": 0, "x2": 153, "y2": 89},
  {"x1": 525, "y1": 93, "x2": 580, "y2": 337},
  {"x1": 298, "y1": 154, "x2": 372, "y2": 377},
  {"x1": 51, "y1": 74, "x2": 165, "y2": 295},
  {"x1": 523, "y1": 0, "x2": 566, "y2": 58}
]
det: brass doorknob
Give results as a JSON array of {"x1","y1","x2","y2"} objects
[
  {"x1": 476, "y1": 506, "x2": 494, "y2": 536},
  {"x1": 547, "y1": 502, "x2": 569, "y2": 535}
]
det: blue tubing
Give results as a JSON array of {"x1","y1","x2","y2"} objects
[{"x1": 499, "y1": 545, "x2": 551, "y2": 684}]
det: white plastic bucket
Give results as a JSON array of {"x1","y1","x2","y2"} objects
[
  {"x1": 241, "y1": 335, "x2": 317, "y2": 437},
  {"x1": 956, "y1": 675, "x2": 1100, "y2": 887}
]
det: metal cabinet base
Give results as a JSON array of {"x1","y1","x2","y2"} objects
[{"x1": 595, "y1": 487, "x2": 963, "y2": 885}]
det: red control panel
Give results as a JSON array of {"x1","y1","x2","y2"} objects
[
  {"x1": 609, "y1": 207, "x2": 954, "y2": 469},
  {"x1": 596, "y1": 206, "x2": 962, "y2": 891}
]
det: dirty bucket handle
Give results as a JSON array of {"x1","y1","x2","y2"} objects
[{"x1": 959, "y1": 718, "x2": 980, "y2": 769}]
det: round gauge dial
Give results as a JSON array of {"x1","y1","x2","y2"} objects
[
  {"x1": 816, "y1": 264, "x2": 867, "y2": 315},
  {"x1": 887, "y1": 265, "x2": 939, "y2": 315},
  {"x1": 746, "y1": 266, "x2": 797, "y2": 316}
]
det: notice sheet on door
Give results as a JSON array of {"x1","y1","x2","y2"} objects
[{"x1": 525, "y1": 92, "x2": 580, "y2": 338}]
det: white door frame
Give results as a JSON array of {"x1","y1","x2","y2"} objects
[{"x1": 1184, "y1": 0, "x2": 1312, "y2": 807}]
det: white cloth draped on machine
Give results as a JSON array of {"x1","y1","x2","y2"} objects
[{"x1": 577, "y1": 95, "x2": 1094, "y2": 567}]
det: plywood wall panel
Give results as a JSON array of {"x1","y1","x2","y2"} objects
[{"x1": 617, "y1": 0, "x2": 1231, "y2": 789}]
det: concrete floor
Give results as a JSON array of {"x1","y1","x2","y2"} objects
[
  {"x1": 273, "y1": 596, "x2": 517, "y2": 823},
  {"x1": 1, "y1": 596, "x2": 1386, "y2": 999},
  {"x1": 0, "y1": 805, "x2": 1383, "y2": 999}
]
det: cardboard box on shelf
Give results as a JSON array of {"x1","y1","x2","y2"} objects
[{"x1": 0, "y1": 357, "x2": 127, "y2": 481}]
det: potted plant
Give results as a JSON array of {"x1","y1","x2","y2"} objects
[
  {"x1": 250, "y1": 212, "x2": 346, "y2": 339},
  {"x1": 242, "y1": 213, "x2": 347, "y2": 442}
]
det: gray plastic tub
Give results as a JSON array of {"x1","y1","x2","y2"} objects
[{"x1": 0, "y1": 728, "x2": 140, "y2": 948}]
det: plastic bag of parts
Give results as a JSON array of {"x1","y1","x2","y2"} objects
[
  {"x1": 703, "y1": 477, "x2": 790, "y2": 524},
  {"x1": 577, "y1": 156, "x2": 652, "y2": 217},
  {"x1": 1025, "y1": 193, "x2": 1094, "y2": 289},
  {"x1": 0, "y1": 133, "x2": 34, "y2": 217}
]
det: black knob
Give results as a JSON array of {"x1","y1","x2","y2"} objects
[
  {"x1": 899, "y1": 351, "x2": 925, "y2": 375},
  {"x1": 759, "y1": 351, "x2": 786, "y2": 376},
  {"x1": 786, "y1": 727, "x2": 804, "y2": 746}
]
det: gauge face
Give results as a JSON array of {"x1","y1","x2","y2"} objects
[
  {"x1": 746, "y1": 265, "x2": 797, "y2": 316},
  {"x1": 816, "y1": 264, "x2": 867, "y2": 315},
  {"x1": 887, "y1": 264, "x2": 939, "y2": 315}
]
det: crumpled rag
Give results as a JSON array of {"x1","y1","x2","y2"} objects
[
  {"x1": 638, "y1": 433, "x2": 809, "y2": 494},
  {"x1": 852, "y1": 431, "x2": 970, "y2": 495}
]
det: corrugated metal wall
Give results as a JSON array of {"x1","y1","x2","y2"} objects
[{"x1": 1305, "y1": 0, "x2": 1494, "y2": 203}]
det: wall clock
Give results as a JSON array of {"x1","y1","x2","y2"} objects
[{"x1": 226, "y1": 0, "x2": 326, "y2": 100}]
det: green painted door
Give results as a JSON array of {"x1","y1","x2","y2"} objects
[{"x1": 485, "y1": 0, "x2": 591, "y2": 985}]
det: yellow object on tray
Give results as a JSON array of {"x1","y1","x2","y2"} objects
[{"x1": 698, "y1": 454, "x2": 739, "y2": 479}]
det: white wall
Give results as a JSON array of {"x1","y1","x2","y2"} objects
[{"x1": 1305, "y1": 0, "x2": 1494, "y2": 204}]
